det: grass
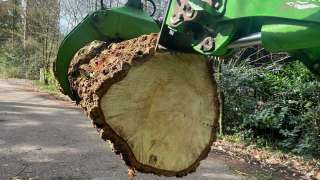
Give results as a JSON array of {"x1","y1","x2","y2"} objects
[
  {"x1": 33, "y1": 80, "x2": 68, "y2": 100},
  {"x1": 219, "y1": 134, "x2": 243, "y2": 144}
]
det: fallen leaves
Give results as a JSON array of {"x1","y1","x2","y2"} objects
[{"x1": 212, "y1": 140, "x2": 320, "y2": 179}]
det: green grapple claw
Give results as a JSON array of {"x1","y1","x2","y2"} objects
[{"x1": 55, "y1": 2, "x2": 159, "y2": 100}]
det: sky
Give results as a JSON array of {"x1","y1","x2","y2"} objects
[{"x1": 59, "y1": 16, "x2": 69, "y2": 34}]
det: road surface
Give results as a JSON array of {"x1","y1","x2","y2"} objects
[{"x1": 0, "y1": 79, "x2": 249, "y2": 180}]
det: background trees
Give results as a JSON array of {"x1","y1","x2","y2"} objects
[
  {"x1": 0, "y1": 0, "x2": 168, "y2": 81},
  {"x1": 0, "y1": 0, "x2": 60, "y2": 80}
]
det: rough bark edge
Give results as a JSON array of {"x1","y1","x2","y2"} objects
[
  {"x1": 69, "y1": 34, "x2": 220, "y2": 177},
  {"x1": 68, "y1": 40, "x2": 109, "y2": 102}
]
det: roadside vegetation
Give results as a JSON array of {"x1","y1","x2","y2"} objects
[
  {"x1": 209, "y1": 48, "x2": 320, "y2": 179},
  {"x1": 33, "y1": 75, "x2": 63, "y2": 98},
  {"x1": 216, "y1": 59, "x2": 320, "y2": 159},
  {"x1": 212, "y1": 50, "x2": 320, "y2": 178}
]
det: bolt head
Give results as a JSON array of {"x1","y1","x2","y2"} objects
[
  {"x1": 171, "y1": 13, "x2": 184, "y2": 25},
  {"x1": 184, "y1": 3, "x2": 195, "y2": 18},
  {"x1": 201, "y1": 37, "x2": 215, "y2": 52}
]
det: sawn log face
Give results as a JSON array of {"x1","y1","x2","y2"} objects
[{"x1": 68, "y1": 34, "x2": 220, "y2": 177}]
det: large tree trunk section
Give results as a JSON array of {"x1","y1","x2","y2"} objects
[{"x1": 68, "y1": 34, "x2": 220, "y2": 177}]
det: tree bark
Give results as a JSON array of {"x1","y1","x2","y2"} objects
[{"x1": 68, "y1": 34, "x2": 220, "y2": 177}]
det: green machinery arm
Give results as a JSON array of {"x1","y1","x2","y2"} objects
[
  {"x1": 57, "y1": 0, "x2": 320, "y2": 99},
  {"x1": 159, "y1": 0, "x2": 320, "y2": 74},
  {"x1": 54, "y1": 0, "x2": 159, "y2": 99}
]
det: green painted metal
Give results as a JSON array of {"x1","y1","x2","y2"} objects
[
  {"x1": 55, "y1": 5, "x2": 159, "y2": 99},
  {"x1": 159, "y1": 0, "x2": 320, "y2": 74},
  {"x1": 58, "y1": 0, "x2": 320, "y2": 98},
  {"x1": 193, "y1": 23, "x2": 235, "y2": 56},
  {"x1": 295, "y1": 48, "x2": 320, "y2": 74},
  {"x1": 262, "y1": 23, "x2": 320, "y2": 52},
  {"x1": 224, "y1": 0, "x2": 320, "y2": 23}
]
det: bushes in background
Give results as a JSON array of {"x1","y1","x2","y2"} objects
[{"x1": 217, "y1": 61, "x2": 320, "y2": 158}]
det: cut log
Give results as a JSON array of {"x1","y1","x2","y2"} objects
[{"x1": 68, "y1": 34, "x2": 220, "y2": 177}]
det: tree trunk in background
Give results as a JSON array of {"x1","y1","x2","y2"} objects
[{"x1": 217, "y1": 58, "x2": 224, "y2": 136}]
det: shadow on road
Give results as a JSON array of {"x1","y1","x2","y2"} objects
[{"x1": 0, "y1": 101, "x2": 79, "y2": 111}]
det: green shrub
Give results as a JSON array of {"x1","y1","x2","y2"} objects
[{"x1": 218, "y1": 61, "x2": 320, "y2": 158}]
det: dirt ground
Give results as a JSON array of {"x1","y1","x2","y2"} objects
[{"x1": 0, "y1": 79, "x2": 295, "y2": 180}]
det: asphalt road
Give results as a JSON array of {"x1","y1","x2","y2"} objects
[{"x1": 0, "y1": 79, "x2": 246, "y2": 180}]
